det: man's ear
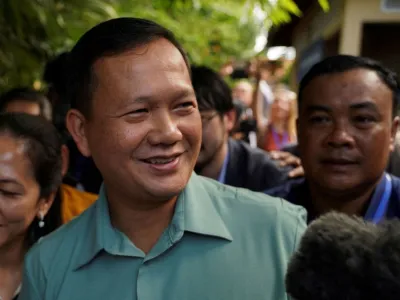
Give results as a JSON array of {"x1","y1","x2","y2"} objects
[
  {"x1": 66, "y1": 109, "x2": 91, "y2": 157},
  {"x1": 390, "y1": 116, "x2": 400, "y2": 152},
  {"x1": 224, "y1": 109, "x2": 237, "y2": 133}
]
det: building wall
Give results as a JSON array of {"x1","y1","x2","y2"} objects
[
  {"x1": 289, "y1": 0, "x2": 400, "y2": 86},
  {"x1": 290, "y1": 0, "x2": 344, "y2": 86},
  {"x1": 340, "y1": 0, "x2": 400, "y2": 55},
  {"x1": 292, "y1": 0, "x2": 344, "y2": 56}
]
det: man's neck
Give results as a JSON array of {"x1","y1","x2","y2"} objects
[
  {"x1": 308, "y1": 181, "x2": 379, "y2": 218},
  {"x1": 198, "y1": 141, "x2": 228, "y2": 181},
  {"x1": 107, "y1": 191, "x2": 178, "y2": 254}
]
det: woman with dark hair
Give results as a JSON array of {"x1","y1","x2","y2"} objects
[
  {"x1": 0, "y1": 88, "x2": 98, "y2": 224},
  {"x1": 0, "y1": 113, "x2": 63, "y2": 300}
]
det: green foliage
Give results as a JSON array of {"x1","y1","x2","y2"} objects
[
  {"x1": 0, "y1": 0, "x2": 329, "y2": 92},
  {"x1": 318, "y1": 0, "x2": 330, "y2": 12}
]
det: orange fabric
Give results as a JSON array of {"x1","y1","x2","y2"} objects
[{"x1": 61, "y1": 184, "x2": 98, "y2": 224}]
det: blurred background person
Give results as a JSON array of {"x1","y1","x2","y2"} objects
[
  {"x1": 192, "y1": 65, "x2": 291, "y2": 191},
  {"x1": 253, "y1": 59, "x2": 282, "y2": 120},
  {"x1": 232, "y1": 80, "x2": 254, "y2": 108},
  {"x1": 224, "y1": 59, "x2": 258, "y2": 81},
  {"x1": 0, "y1": 113, "x2": 63, "y2": 300},
  {"x1": 219, "y1": 60, "x2": 234, "y2": 77},
  {"x1": 261, "y1": 85, "x2": 297, "y2": 151},
  {"x1": 231, "y1": 80, "x2": 258, "y2": 146},
  {"x1": 43, "y1": 52, "x2": 103, "y2": 194},
  {"x1": 0, "y1": 87, "x2": 52, "y2": 121},
  {"x1": 0, "y1": 88, "x2": 97, "y2": 223}
]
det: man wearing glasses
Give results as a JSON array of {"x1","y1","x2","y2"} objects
[{"x1": 192, "y1": 66, "x2": 290, "y2": 191}]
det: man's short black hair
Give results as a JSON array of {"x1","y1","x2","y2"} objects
[
  {"x1": 65, "y1": 17, "x2": 190, "y2": 118},
  {"x1": 191, "y1": 65, "x2": 234, "y2": 114},
  {"x1": 0, "y1": 87, "x2": 52, "y2": 121},
  {"x1": 299, "y1": 55, "x2": 400, "y2": 117}
]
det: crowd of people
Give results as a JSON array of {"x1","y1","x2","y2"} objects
[{"x1": 0, "y1": 16, "x2": 400, "y2": 300}]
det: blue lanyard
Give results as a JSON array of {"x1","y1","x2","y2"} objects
[
  {"x1": 217, "y1": 152, "x2": 229, "y2": 184},
  {"x1": 365, "y1": 174, "x2": 392, "y2": 224}
]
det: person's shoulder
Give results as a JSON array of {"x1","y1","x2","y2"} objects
[
  {"x1": 230, "y1": 139, "x2": 284, "y2": 169},
  {"x1": 26, "y1": 202, "x2": 96, "y2": 271},
  {"x1": 230, "y1": 138, "x2": 265, "y2": 157},
  {"x1": 197, "y1": 175, "x2": 307, "y2": 226},
  {"x1": 234, "y1": 182, "x2": 307, "y2": 224},
  {"x1": 196, "y1": 175, "x2": 307, "y2": 254},
  {"x1": 265, "y1": 178, "x2": 306, "y2": 200}
]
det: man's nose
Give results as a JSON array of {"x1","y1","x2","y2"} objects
[
  {"x1": 147, "y1": 113, "x2": 183, "y2": 146},
  {"x1": 325, "y1": 123, "x2": 355, "y2": 148}
]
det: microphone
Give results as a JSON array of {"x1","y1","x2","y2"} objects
[{"x1": 286, "y1": 212, "x2": 400, "y2": 300}]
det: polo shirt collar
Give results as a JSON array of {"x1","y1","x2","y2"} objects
[
  {"x1": 73, "y1": 184, "x2": 144, "y2": 270},
  {"x1": 181, "y1": 173, "x2": 233, "y2": 241},
  {"x1": 73, "y1": 173, "x2": 232, "y2": 270}
]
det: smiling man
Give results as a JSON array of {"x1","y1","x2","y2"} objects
[
  {"x1": 18, "y1": 18, "x2": 306, "y2": 300},
  {"x1": 267, "y1": 55, "x2": 400, "y2": 223}
]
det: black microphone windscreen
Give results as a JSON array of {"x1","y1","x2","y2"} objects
[{"x1": 286, "y1": 212, "x2": 400, "y2": 300}]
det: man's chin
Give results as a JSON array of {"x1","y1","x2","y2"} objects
[
  {"x1": 145, "y1": 176, "x2": 189, "y2": 199},
  {"x1": 317, "y1": 177, "x2": 363, "y2": 194},
  {"x1": 147, "y1": 187, "x2": 184, "y2": 202}
]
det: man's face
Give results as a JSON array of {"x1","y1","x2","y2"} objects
[
  {"x1": 72, "y1": 39, "x2": 201, "y2": 201},
  {"x1": 232, "y1": 82, "x2": 253, "y2": 107},
  {"x1": 196, "y1": 110, "x2": 227, "y2": 169},
  {"x1": 298, "y1": 68, "x2": 398, "y2": 195},
  {"x1": 270, "y1": 90, "x2": 292, "y2": 122}
]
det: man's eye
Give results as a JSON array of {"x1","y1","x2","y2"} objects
[
  {"x1": 309, "y1": 116, "x2": 330, "y2": 124},
  {"x1": 128, "y1": 108, "x2": 148, "y2": 115},
  {"x1": 354, "y1": 115, "x2": 376, "y2": 123},
  {"x1": 178, "y1": 102, "x2": 194, "y2": 108}
]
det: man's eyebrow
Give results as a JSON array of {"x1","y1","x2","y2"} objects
[
  {"x1": 172, "y1": 89, "x2": 196, "y2": 100},
  {"x1": 133, "y1": 88, "x2": 195, "y2": 103},
  {"x1": 305, "y1": 104, "x2": 332, "y2": 113},
  {"x1": 349, "y1": 101, "x2": 379, "y2": 112}
]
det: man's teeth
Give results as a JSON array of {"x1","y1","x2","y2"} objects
[{"x1": 147, "y1": 157, "x2": 176, "y2": 164}]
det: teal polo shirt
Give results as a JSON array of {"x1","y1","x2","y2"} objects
[{"x1": 19, "y1": 173, "x2": 306, "y2": 300}]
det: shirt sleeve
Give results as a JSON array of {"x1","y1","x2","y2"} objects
[{"x1": 18, "y1": 247, "x2": 46, "y2": 300}]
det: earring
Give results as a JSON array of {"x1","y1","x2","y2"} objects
[{"x1": 38, "y1": 212, "x2": 45, "y2": 228}]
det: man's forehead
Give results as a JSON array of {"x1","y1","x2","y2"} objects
[
  {"x1": 93, "y1": 38, "x2": 188, "y2": 76},
  {"x1": 302, "y1": 69, "x2": 392, "y2": 103},
  {"x1": 307, "y1": 68, "x2": 385, "y2": 90}
]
